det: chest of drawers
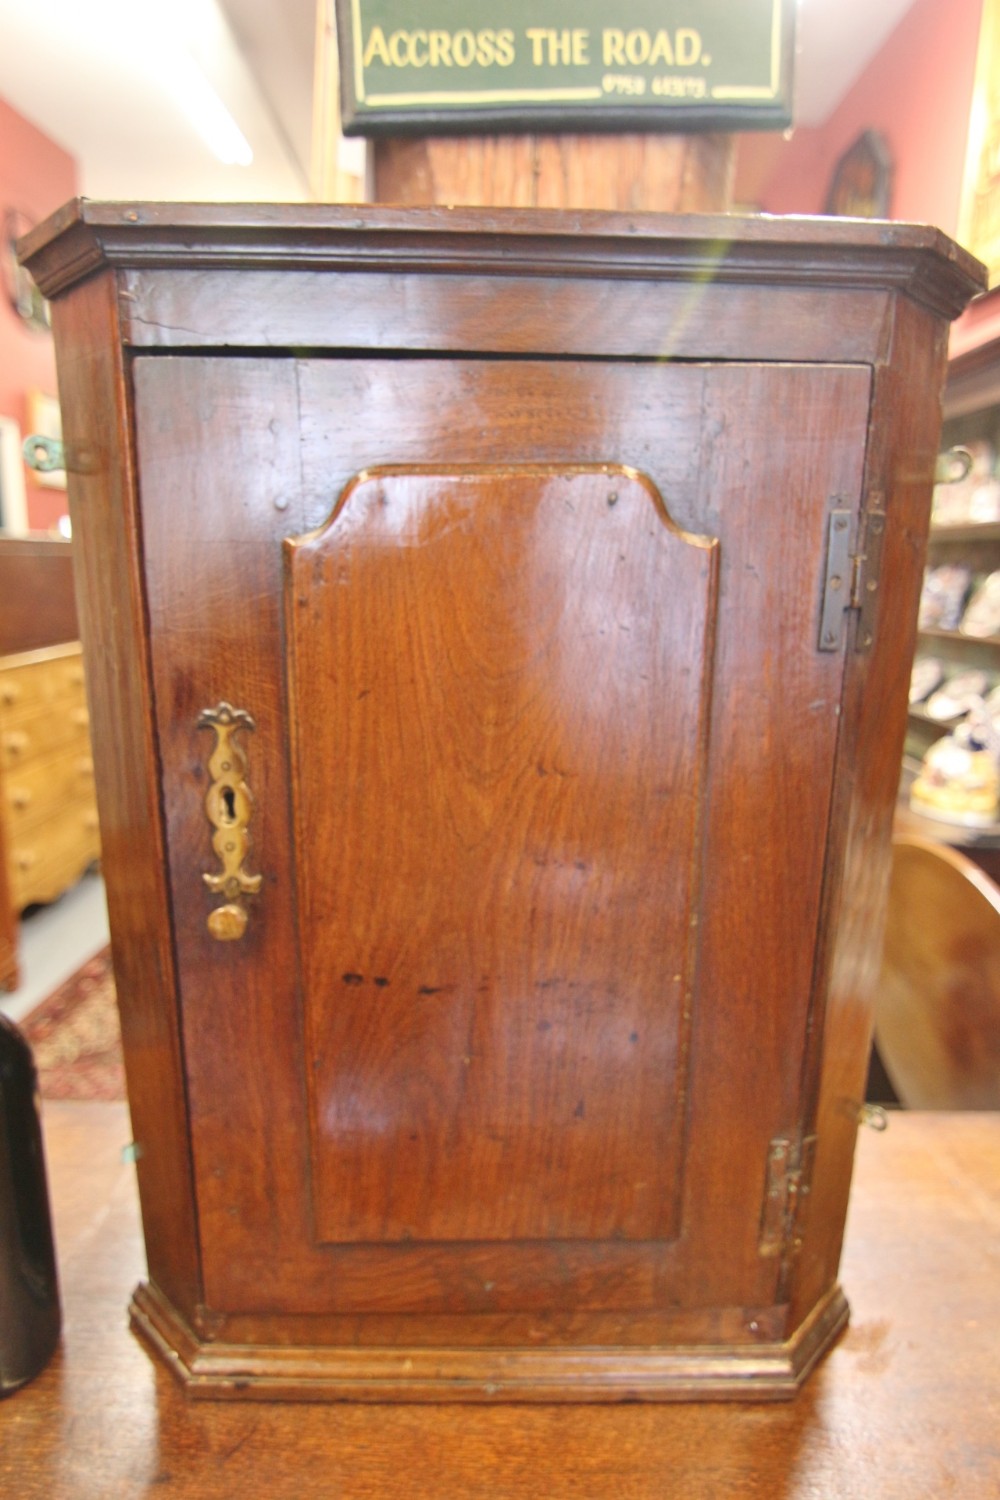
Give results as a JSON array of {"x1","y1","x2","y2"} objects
[{"x1": 0, "y1": 642, "x2": 99, "y2": 913}]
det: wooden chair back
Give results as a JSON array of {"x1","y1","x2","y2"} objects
[{"x1": 877, "y1": 834, "x2": 1000, "y2": 1108}]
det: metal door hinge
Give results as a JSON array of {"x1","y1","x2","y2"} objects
[
  {"x1": 818, "y1": 498, "x2": 886, "y2": 653},
  {"x1": 758, "y1": 1131, "x2": 817, "y2": 1258}
]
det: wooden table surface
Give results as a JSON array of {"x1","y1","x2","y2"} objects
[{"x1": 1, "y1": 1104, "x2": 998, "y2": 1499}]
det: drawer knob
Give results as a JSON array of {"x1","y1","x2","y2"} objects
[
  {"x1": 9, "y1": 788, "x2": 31, "y2": 810},
  {"x1": 1, "y1": 683, "x2": 20, "y2": 706},
  {"x1": 3, "y1": 731, "x2": 29, "y2": 758}
]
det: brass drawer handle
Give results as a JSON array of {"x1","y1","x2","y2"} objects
[{"x1": 197, "y1": 702, "x2": 262, "y2": 941}]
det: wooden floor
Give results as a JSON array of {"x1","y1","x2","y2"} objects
[{"x1": 2, "y1": 1103, "x2": 999, "y2": 1499}]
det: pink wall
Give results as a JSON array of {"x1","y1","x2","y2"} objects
[
  {"x1": 735, "y1": 0, "x2": 983, "y2": 236},
  {"x1": 0, "y1": 97, "x2": 78, "y2": 531}
]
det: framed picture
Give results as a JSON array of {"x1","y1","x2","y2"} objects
[
  {"x1": 958, "y1": 0, "x2": 1000, "y2": 285},
  {"x1": 1, "y1": 208, "x2": 50, "y2": 333},
  {"x1": 0, "y1": 416, "x2": 29, "y2": 534},
  {"x1": 26, "y1": 391, "x2": 65, "y2": 491},
  {"x1": 824, "y1": 129, "x2": 893, "y2": 219}
]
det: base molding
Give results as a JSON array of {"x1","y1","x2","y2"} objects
[{"x1": 129, "y1": 1281, "x2": 849, "y2": 1403}]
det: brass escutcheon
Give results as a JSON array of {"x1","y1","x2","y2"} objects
[{"x1": 197, "y1": 701, "x2": 262, "y2": 939}]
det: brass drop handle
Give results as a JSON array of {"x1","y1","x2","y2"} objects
[{"x1": 197, "y1": 701, "x2": 262, "y2": 941}]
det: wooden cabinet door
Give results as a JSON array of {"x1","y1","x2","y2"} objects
[{"x1": 134, "y1": 353, "x2": 871, "y2": 1338}]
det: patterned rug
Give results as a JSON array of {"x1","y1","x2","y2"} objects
[{"x1": 21, "y1": 946, "x2": 125, "y2": 1101}]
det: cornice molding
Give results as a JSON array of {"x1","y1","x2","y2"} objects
[{"x1": 18, "y1": 199, "x2": 986, "y2": 323}]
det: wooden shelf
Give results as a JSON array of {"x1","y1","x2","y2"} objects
[{"x1": 907, "y1": 313, "x2": 1000, "y2": 871}]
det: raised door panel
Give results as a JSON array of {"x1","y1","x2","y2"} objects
[
  {"x1": 133, "y1": 354, "x2": 870, "y2": 1329},
  {"x1": 286, "y1": 465, "x2": 717, "y2": 1246}
]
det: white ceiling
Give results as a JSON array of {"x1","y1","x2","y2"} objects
[
  {"x1": 0, "y1": 0, "x2": 316, "y2": 202},
  {"x1": 0, "y1": 0, "x2": 920, "y2": 205},
  {"x1": 793, "y1": 0, "x2": 919, "y2": 129}
]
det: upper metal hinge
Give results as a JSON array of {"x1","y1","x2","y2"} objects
[
  {"x1": 818, "y1": 498, "x2": 886, "y2": 653},
  {"x1": 758, "y1": 1131, "x2": 817, "y2": 1259}
]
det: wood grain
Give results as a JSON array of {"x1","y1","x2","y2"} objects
[
  {"x1": 48, "y1": 275, "x2": 203, "y2": 1323},
  {"x1": 1, "y1": 1104, "x2": 997, "y2": 1497},
  {"x1": 373, "y1": 132, "x2": 735, "y2": 212},
  {"x1": 0, "y1": 539, "x2": 78, "y2": 657},
  {"x1": 117, "y1": 271, "x2": 899, "y2": 367},
  {"x1": 286, "y1": 466, "x2": 716, "y2": 1246},
  {"x1": 19, "y1": 202, "x2": 981, "y2": 319}
]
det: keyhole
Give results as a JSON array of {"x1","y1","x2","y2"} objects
[{"x1": 220, "y1": 785, "x2": 237, "y2": 824}]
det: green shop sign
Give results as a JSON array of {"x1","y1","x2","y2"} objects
[{"x1": 337, "y1": 0, "x2": 796, "y2": 135}]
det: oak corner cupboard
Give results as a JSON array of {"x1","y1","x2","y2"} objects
[{"x1": 19, "y1": 200, "x2": 983, "y2": 1403}]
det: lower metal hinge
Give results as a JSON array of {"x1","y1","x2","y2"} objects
[
  {"x1": 818, "y1": 497, "x2": 886, "y2": 653},
  {"x1": 758, "y1": 1131, "x2": 817, "y2": 1258}
]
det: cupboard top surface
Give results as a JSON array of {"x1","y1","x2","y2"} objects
[{"x1": 19, "y1": 198, "x2": 985, "y2": 319}]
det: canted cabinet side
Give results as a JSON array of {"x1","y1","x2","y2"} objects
[
  {"x1": 47, "y1": 274, "x2": 202, "y2": 1321},
  {"x1": 787, "y1": 295, "x2": 957, "y2": 1327}
]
